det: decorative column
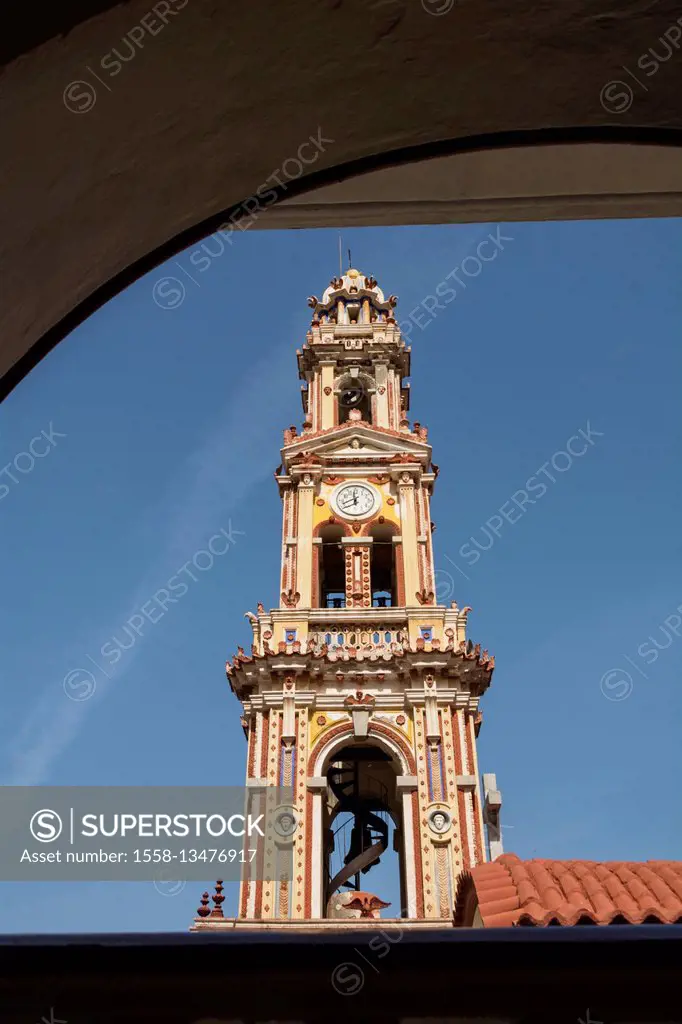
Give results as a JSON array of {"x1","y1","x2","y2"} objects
[
  {"x1": 239, "y1": 712, "x2": 263, "y2": 920},
  {"x1": 374, "y1": 361, "x2": 390, "y2": 428},
  {"x1": 306, "y1": 775, "x2": 328, "y2": 919},
  {"x1": 280, "y1": 482, "x2": 296, "y2": 599},
  {"x1": 424, "y1": 677, "x2": 444, "y2": 803},
  {"x1": 275, "y1": 676, "x2": 296, "y2": 920},
  {"x1": 467, "y1": 710, "x2": 487, "y2": 865},
  {"x1": 397, "y1": 472, "x2": 420, "y2": 607},
  {"x1": 441, "y1": 704, "x2": 465, "y2": 898},
  {"x1": 396, "y1": 775, "x2": 419, "y2": 917},
  {"x1": 319, "y1": 361, "x2": 336, "y2": 430},
  {"x1": 414, "y1": 674, "x2": 462, "y2": 919},
  {"x1": 295, "y1": 473, "x2": 316, "y2": 607},
  {"x1": 342, "y1": 537, "x2": 372, "y2": 609},
  {"x1": 413, "y1": 704, "x2": 439, "y2": 918},
  {"x1": 453, "y1": 708, "x2": 478, "y2": 871},
  {"x1": 388, "y1": 368, "x2": 401, "y2": 430},
  {"x1": 417, "y1": 485, "x2": 435, "y2": 598},
  {"x1": 292, "y1": 706, "x2": 308, "y2": 919},
  {"x1": 260, "y1": 709, "x2": 282, "y2": 919}
]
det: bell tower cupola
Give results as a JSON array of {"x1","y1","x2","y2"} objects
[{"x1": 301, "y1": 268, "x2": 409, "y2": 432}]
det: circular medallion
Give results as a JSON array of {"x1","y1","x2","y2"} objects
[
  {"x1": 427, "y1": 806, "x2": 452, "y2": 836},
  {"x1": 273, "y1": 807, "x2": 298, "y2": 839}
]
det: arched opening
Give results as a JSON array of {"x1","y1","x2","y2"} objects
[
  {"x1": 337, "y1": 373, "x2": 374, "y2": 425},
  {"x1": 317, "y1": 524, "x2": 346, "y2": 608},
  {"x1": 368, "y1": 522, "x2": 398, "y2": 607},
  {"x1": 322, "y1": 742, "x2": 405, "y2": 918}
]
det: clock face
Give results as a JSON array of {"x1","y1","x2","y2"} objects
[{"x1": 332, "y1": 483, "x2": 380, "y2": 519}]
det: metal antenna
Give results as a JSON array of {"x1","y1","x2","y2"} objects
[{"x1": 338, "y1": 235, "x2": 343, "y2": 277}]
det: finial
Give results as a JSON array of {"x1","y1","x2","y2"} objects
[
  {"x1": 197, "y1": 891, "x2": 211, "y2": 918},
  {"x1": 211, "y1": 880, "x2": 225, "y2": 917}
]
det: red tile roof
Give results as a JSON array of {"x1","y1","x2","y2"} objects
[{"x1": 454, "y1": 853, "x2": 682, "y2": 927}]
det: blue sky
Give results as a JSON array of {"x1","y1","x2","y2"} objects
[{"x1": 0, "y1": 219, "x2": 680, "y2": 932}]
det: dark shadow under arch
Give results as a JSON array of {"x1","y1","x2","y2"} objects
[{"x1": 4, "y1": 126, "x2": 682, "y2": 402}]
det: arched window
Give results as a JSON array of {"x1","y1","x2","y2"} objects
[
  {"x1": 368, "y1": 523, "x2": 398, "y2": 607},
  {"x1": 317, "y1": 524, "x2": 346, "y2": 608}
]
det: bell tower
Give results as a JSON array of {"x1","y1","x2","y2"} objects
[{"x1": 193, "y1": 269, "x2": 499, "y2": 929}]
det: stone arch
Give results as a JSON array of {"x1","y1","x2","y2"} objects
[
  {"x1": 312, "y1": 517, "x2": 352, "y2": 609},
  {"x1": 362, "y1": 517, "x2": 405, "y2": 607},
  {"x1": 309, "y1": 717, "x2": 416, "y2": 777},
  {"x1": 6, "y1": 130, "x2": 682, "y2": 399},
  {"x1": 3, "y1": 0, "x2": 682, "y2": 403},
  {"x1": 306, "y1": 716, "x2": 420, "y2": 918}
]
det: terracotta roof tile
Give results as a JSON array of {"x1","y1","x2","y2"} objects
[{"x1": 454, "y1": 854, "x2": 682, "y2": 927}]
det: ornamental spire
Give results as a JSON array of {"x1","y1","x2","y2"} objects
[{"x1": 307, "y1": 268, "x2": 397, "y2": 326}]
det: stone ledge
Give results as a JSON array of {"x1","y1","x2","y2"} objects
[{"x1": 190, "y1": 917, "x2": 454, "y2": 932}]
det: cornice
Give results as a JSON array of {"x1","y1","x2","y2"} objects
[
  {"x1": 227, "y1": 641, "x2": 494, "y2": 703},
  {"x1": 241, "y1": 688, "x2": 481, "y2": 715},
  {"x1": 281, "y1": 421, "x2": 431, "y2": 457}
]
